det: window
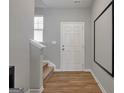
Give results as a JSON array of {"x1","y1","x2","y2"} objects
[{"x1": 34, "y1": 16, "x2": 44, "y2": 42}]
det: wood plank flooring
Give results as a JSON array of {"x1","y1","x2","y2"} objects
[{"x1": 43, "y1": 71, "x2": 102, "y2": 93}]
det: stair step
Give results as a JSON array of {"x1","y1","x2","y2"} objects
[
  {"x1": 43, "y1": 66, "x2": 54, "y2": 80},
  {"x1": 43, "y1": 62, "x2": 48, "y2": 70},
  {"x1": 43, "y1": 62, "x2": 48, "y2": 67}
]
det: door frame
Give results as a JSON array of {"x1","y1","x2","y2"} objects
[{"x1": 60, "y1": 22, "x2": 85, "y2": 71}]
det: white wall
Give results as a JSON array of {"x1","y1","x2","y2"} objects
[
  {"x1": 91, "y1": 0, "x2": 114, "y2": 93},
  {"x1": 9, "y1": 0, "x2": 34, "y2": 92},
  {"x1": 35, "y1": 8, "x2": 92, "y2": 69}
]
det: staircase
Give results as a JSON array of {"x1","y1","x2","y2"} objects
[{"x1": 43, "y1": 61, "x2": 54, "y2": 81}]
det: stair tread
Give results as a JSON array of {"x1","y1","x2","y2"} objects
[
  {"x1": 43, "y1": 62, "x2": 48, "y2": 67},
  {"x1": 43, "y1": 66, "x2": 54, "y2": 80}
]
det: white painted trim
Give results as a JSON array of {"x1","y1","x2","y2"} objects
[
  {"x1": 60, "y1": 22, "x2": 85, "y2": 71},
  {"x1": 55, "y1": 69, "x2": 90, "y2": 72},
  {"x1": 89, "y1": 69, "x2": 107, "y2": 93},
  {"x1": 30, "y1": 86, "x2": 44, "y2": 93},
  {"x1": 55, "y1": 69, "x2": 63, "y2": 72},
  {"x1": 40, "y1": 87, "x2": 44, "y2": 93},
  {"x1": 82, "y1": 69, "x2": 91, "y2": 72}
]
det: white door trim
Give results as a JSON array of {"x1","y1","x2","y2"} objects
[{"x1": 60, "y1": 22, "x2": 85, "y2": 71}]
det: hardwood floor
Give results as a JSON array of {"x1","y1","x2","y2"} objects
[{"x1": 43, "y1": 71, "x2": 102, "y2": 93}]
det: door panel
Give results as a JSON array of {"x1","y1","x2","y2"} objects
[{"x1": 61, "y1": 22, "x2": 85, "y2": 71}]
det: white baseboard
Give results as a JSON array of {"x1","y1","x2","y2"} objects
[
  {"x1": 55, "y1": 69, "x2": 91, "y2": 72},
  {"x1": 55, "y1": 69, "x2": 63, "y2": 72},
  {"x1": 89, "y1": 69, "x2": 107, "y2": 93},
  {"x1": 29, "y1": 86, "x2": 44, "y2": 93},
  {"x1": 82, "y1": 69, "x2": 91, "y2": 72}
]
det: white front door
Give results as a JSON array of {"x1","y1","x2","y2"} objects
[{"x1": 61, "y1": 22, "x2": 85, "y2": 71}]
